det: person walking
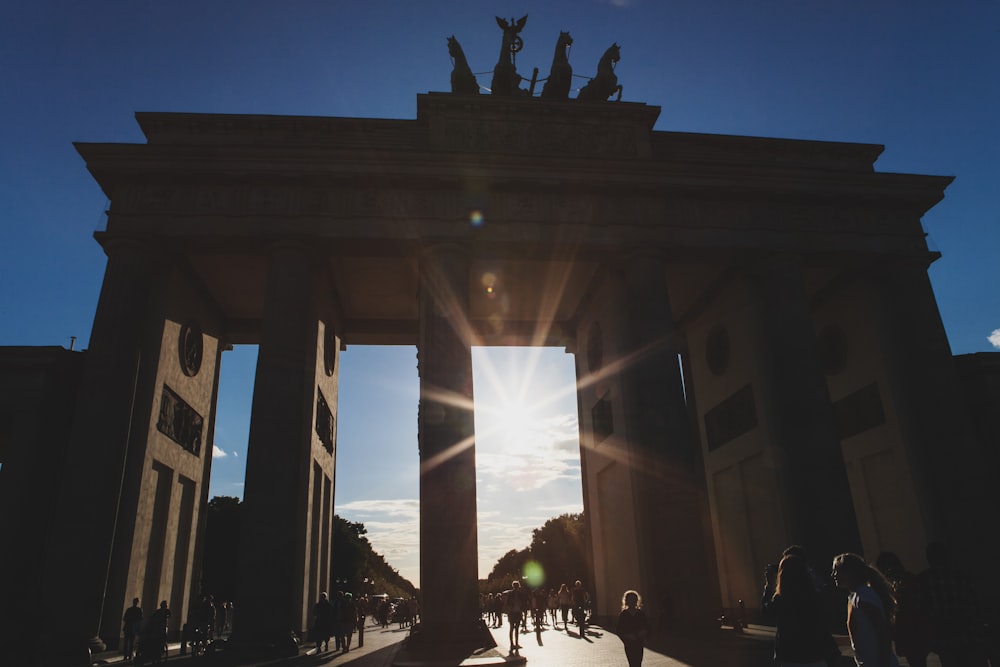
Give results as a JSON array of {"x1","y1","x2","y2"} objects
[
  {"x1": 558, "y1": 583, "x2": 572, "y2": 631},
  {"x1": 832, "y1": 553, "x2": 899, "y2": 667},
  {"x1": 505, "y1": 581, "x2": 525, "y2": 652},
  {"x1": 313, "y1": 592, "x2": 334, "y2": 652},
  {"x1": 617, "y1": 590, "x2": 650, "y2": 667},
  {"x1": 762, "y1": 555, "x2": 839, "y2": 667},
  {"x1": 122, "y1": 597, "x2": 142, "y2": 660},
  {"x1": 340, "y1": 592, "x2": 358, "y2": 653},
  {"x1": 572, "y1": 580, "x2": 590, "y2": 637}
]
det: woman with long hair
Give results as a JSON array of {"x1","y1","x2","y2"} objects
[
  {"x1": 832, "y1": 553, "x2": 899, "y2": 666},
  {"x1": 762, "y1": 554, "x2": 838, "y2": 667},
  {"x1": 616, "y1": 590, "x2": 650, "y2": 667}
]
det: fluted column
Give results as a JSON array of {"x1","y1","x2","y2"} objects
[
  {"x1": 416, "y1": 243, "x2": 480, "y2": 639},
  {"x1": 236, "y1": 242, "x2": 324, "y2": 645},
  {"x1": 746, "y1": 254, "x2": 861, "y2": 563},
  {"x1": 43, "y1": 240, "x2": 160, "y2": 654},
  {"x1": 616, "y1": 250, "x2": 719, "y2": 627},
  {"x1": 868, "y1": 261, "x2": 990, "y2": 558}
]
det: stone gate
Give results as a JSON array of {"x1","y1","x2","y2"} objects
[{"x1": 33, "y1": 92, "x2": 987, "y2": 652}]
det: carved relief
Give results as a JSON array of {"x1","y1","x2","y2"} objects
[
  {"x1": 315, "y1": 389, "x2": 336, "y2": 454},
  {"x1": 179, "y1": 321, "x2": 203, "y2": 377},
  {"x1": 157, "y1": 385, "x2": 204, "y2": 456}
]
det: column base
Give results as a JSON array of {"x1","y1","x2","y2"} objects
[{"x1": 393, "y1": 619, "x2": 520, "y2": 667}]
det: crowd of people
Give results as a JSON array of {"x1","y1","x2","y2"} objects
[
  {"x1": 119, "y1": 595, "x2": 234, "y2": 664},
  {"x1": 312, "y1": 592, "x2": 418, "y2": 654},
  {"x1": 114, "y1": 538, "x2": 994, "y2": 667},
  {"x1": 478, "y1": 578, "x2": 594, "y2": 654},
  {"x1": 762, "y1": 542, "x2": 996, "y2": 667}
]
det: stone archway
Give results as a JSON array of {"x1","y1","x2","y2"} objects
[{"x1": 48, "y1": 92, "x2": 969, "y2": 652}]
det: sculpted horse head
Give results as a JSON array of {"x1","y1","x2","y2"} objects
[
  {"x1": 577, "y1": 42, "x2": 623, "y2": 102},
  {"x1": 541, "y1": 31, "x2": 574, "y2": 99},
  {"x1": 448, "y1": 36, "x2": 479, "y2": 95},
  {"x1": 554, "y1": 31, "x2": 573, "y2": 63}
]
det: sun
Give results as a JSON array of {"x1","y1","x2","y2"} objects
[{"x1": 497, "y1": 399, "x2": 542, "y2": 453}]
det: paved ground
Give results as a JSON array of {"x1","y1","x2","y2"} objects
[{"x1": 90, "y1": 619, "x2": 943, "y2": 667}]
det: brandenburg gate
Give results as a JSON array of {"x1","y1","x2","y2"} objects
[{"x1": 37, "y1": 89, "x2": 985, "y2": 655}]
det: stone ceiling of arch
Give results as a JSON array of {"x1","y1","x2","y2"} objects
[{"x1": 188, "y1": 250, "x2": 726, "y2": 347}]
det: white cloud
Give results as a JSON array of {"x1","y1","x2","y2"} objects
[
  {"x1": 475, "y1": 411, "x2": 582, "y2": 492},
  {"x1": 337, "y1": 499, "x2": 420, "y2": 583},
  {"x1": 212, "y1": 445, "x2": 228, "y2": 458},
  {"x1": 989, "y1": 328, "x2": 1000, "y2": 349}
]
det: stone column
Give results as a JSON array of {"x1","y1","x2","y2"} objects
[
  {"x1": 616, "y1": 251, "x2": 719, "y2": 627},
  {"x1": 43, "y1": 240, "x2": 160, "y2": 655},
  {"x1": 868, "y1": 261, "x2": 991, "y2": 561},
  {"x1": 235, "y1": 242, "x2": 323, "y2": 647},
  {"x1": 416, "y1": 243, "x2": 480, "y2": 641},
  {"x1": 746, "y1": 254, "x2": 861, "y2": 563}
]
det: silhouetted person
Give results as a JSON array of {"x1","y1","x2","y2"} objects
[
  {"x1": 139, "y1": 600, "x2": 170, "y2": 662},
  {"x1": 557, "y1": 583, "x2": 572, "y2": 630},
  {"x1": 572, "y1": 579, "x2": 590, "y2": 637},
  {"x1": 832, "y1": 553, "x2": 899, "y2": 667},
  {"x1": 616, "y1": 590, "x2": 650, "y2": 667},
  {"x1": 876, "y1": 551, "x2": 931, "y2": 667},
  {"x1": 332, "y1": 591, "x2": 345, "y2": 650},
  {"x1": 783, "y1": 544, "x2": 827, "y2": 592},
  {"x1": 505, "y1": 580, "x2": 525, "y2": 651},
  {"x1": 763, "y1": 555, "x2": 839, "y2": 667},
  {"x1": 122, "y1": 597, "x2": 142, "y2": 660},
  {"x1": 340, "y1": 592, "x2": 357, "y2": 653},
  {"x1": 314, "y1": 592, "x2": 334, "y2": 652},
  {"x1": 917, "y1": 541, "x2": 985, "y2": 667},
  {"x1": 355, "y1": 595, "x2": 367, "y2": 647}
]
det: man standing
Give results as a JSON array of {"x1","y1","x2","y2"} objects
[{"x1": 122, "y1": 598, "x2": 142, "y2": 660}]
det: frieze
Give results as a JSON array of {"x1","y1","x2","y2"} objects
[
  {"x1": 430, "y1": 119, "x2": 637, "y2": 158},
  {"x1": 115, "y1": 183, "x2": 892, "y2": 240}
]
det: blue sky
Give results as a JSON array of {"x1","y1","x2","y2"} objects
[{"x1": 2, "y1": 1, "x2": 998, "y2": 586}]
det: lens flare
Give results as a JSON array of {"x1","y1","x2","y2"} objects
[
  {"x1": 470, "y1": 210, "x2": 485, "y2": 227},
  {"x1": 481, "y1": 272, "x2": 498, "y2": 299},
  {"x1": 522, "y1": 560, "x2": 545, "y2": 588}
]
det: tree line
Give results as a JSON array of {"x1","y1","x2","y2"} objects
[
  {"x1": 201, "y1": 496, "x2": 417, "y2": 602},
  {"x1": 480, "y1": 513, "x2": 590, "y2": 594},
  {"x1": 202, "y1": 498, "x2": 587, "y2": 602}
]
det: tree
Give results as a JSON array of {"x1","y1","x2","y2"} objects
[
  {"x1": 201, "y1": 497, "x2": 416, "y2": 604},
  {"x1": 202, "y1": 496, "x2": 242, "y2": 602},
  {"x1": 481, "y1": 513, "x2": 589, "y2": 594},
  {"x1": 528, "y1": 513, "x2": 588, "y2": 586}
]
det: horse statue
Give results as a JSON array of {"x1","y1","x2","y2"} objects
[
  {"x1": 577, "y1": 43, "x2": 623, "y2": 102},
  {"x1": 491, "y1": 14, "x2": 528, "y2": 96},
  {"x1": 540, "y1": 31, "x2": 573, "y2": 99},
  {"x1": 447, "y1": 36, "x2": 479, "y2": 95}
]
